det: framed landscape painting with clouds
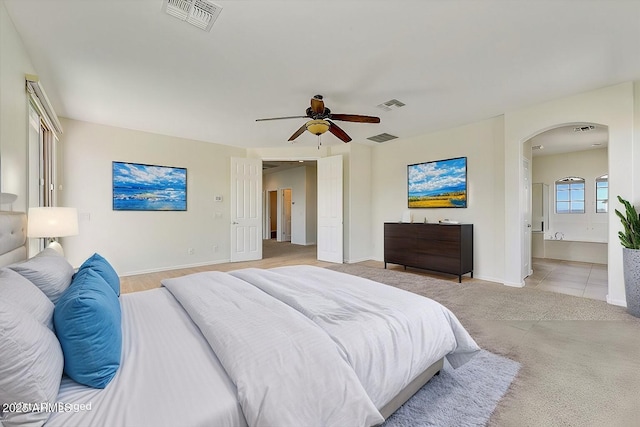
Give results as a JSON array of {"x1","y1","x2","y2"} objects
[
  {"x1": 112, "y1": 161, "x2": 187, "y2": 211},
  {"x1": 407, "y1": 157, "x2": 467, "y2": 208}
]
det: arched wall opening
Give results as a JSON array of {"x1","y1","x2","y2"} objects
[
  {"x1": 523, "y1": 122, "x2": 609, "y2": 299},
  {"x1": 504, "y1": 82, "x2": 635, "y2": 307}
]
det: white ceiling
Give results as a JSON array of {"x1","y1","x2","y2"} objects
[{"x1": 5, "y1": 0, "x2": 640, "y2": 150}]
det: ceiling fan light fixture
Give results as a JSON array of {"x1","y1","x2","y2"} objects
[{"x1": 306, "y1": 119, "x2": 330, "y2": 135}]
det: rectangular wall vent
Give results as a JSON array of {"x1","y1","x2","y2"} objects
[
  {"x1": 573, "y1": 125, "x2": 595, "y2": 132},
  {"x1": 376, "y1": 99, "x2": 406, "y2": 112},
  {"x1": 367, "y1": 133, "x2": 398, "y2": 143},
  {"x1": 163, "y1": 0, "x2": 222, "y2": 32}
]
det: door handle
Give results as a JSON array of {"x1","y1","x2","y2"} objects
[{"x1": 232, "y1": 221, "x2": 239, "y2": 225}]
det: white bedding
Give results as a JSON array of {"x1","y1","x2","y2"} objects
[
  {"x1": 40, "y1": 265, "x2": 479, "y2": 427},
  {"x1": 46, "y1": 288, "x2": 246, "y2": 427},
  {"x1": 162, "y1": 271, "x2": 384, "y2": 427},
  {"x1": 229, "y1": 266, "x2": 480, "y2": 408}
]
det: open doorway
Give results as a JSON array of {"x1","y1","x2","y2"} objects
[
  {"x1": 281, "y1": 188, "x2": 292, "y2": 242},
  {"x1": 265, "y1": 188, "x2": 292, "y2": 242},
  {"x1": 262, "y1": 160, "x2": 318, "y2": 257},
  {"x1": 268, "y1": 190, "x2": 277, "y2": 239},
  {"x1": 523, "y1": 123, "x2": 609, "y2": 301}
]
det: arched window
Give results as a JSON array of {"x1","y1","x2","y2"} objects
[
  {"x1": 555, "y1": 177, "x2": 585, "y2": 214},
  {"x1": 596, "y1": 174, "x2": 608, "y2": 213}
]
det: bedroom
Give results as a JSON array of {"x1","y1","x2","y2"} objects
[{"x1": 1, "y1": 1, "x2": 640, "y2": 425}]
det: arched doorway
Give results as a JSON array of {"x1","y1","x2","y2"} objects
[
  {"x1": 523, "y1": 123, "x2": 609, "y2": 300},
  {"x1": 503, "y1": 82, "x2": 633, "y2": 308}
]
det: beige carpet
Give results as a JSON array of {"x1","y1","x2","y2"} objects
[{"x1": 327, "y1": 264, "x2": 640, "y2": 427}]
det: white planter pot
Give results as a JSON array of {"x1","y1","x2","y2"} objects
[{"x1": 622, "y1": 247, "x2": 640, "y2": 317}]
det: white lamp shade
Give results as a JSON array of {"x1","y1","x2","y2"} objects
[
  {"x1": 0, "y1": 193, "x2": 18, "y2": 204},
  {"x1": 27, "y1": 207, "x2": 79, "y2": 238}
]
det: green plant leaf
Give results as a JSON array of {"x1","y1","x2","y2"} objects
[{"x1": 617, "y1": 195, "x2": 640, "y2": 249}]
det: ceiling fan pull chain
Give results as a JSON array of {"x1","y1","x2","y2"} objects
[{"x1": 317, "y1": 134, "x2": 322, "y2": 150}]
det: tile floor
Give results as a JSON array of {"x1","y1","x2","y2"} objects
[{"x1": 524, "y1": 257, "x2": 608, "y2": 301}]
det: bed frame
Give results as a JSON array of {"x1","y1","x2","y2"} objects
[
  {"x1": 380, "y1": 358, "x2": 443, "y2": 419},
  {"x1": 0, "y1": 210, "x2": 442, "y2": 421}
]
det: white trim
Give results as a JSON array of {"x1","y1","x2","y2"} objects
[
  {"x1": 607, "y1": 296, "x2": 626, "y2": 307},
  {"x1": 503, "y1": 280, "x2": 525, "y2": 288},
  {"x1": 26, "y1": 74, "x2": 63, "y2": 137}
]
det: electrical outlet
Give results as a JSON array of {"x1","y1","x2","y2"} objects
[
  {"x1": 188, "y1": 248, "x2": 194, "y2": 255},
  {"x1": 213, "y1": 245, "x2": 218, "y2": 252}
]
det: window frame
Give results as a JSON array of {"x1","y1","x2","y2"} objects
[
  {"x1": 595, "y1": 174, "x2": 608, "y2": 213},
  {"x1": 555, "y1": 176, "x2": 585, "y2": 214}
]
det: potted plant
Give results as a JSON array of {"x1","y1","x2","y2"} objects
[{"x1": 615, "y1": 195, "x2": 640, "y2": 317}]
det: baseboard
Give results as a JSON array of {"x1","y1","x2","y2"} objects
[
  {"x1": 472, "y1": 274, "x2": 502, "y2": 284},
  {"x1": 502, "y1": 280, "x2": 525, "y2": 288},
  {"x1": 345, "y1": 257, "x2": 371, "y2": 264},
  {"x1": 607, "y1": 296, "x2": 627, "y2": 307},
  {"x1": 121, "y1": 258, "x2": 231, "y2": 277}
]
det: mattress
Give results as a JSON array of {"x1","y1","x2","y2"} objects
[{"x1": 46, "y1": 287, "x2": 247, "y2": 427}]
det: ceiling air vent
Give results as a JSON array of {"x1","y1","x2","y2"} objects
[
  {"x1": 367, "y1": 133, "x2": 398, "y2": 143},
  {"x1": 163, "y1": 0, "x2": 222, "y2": 32},
  {"x1": 573, "y1": 125, "x2": 595, "y2": 132},
  {"x1": 376, "y1": 99, "x2": 406, "y2": 112}
]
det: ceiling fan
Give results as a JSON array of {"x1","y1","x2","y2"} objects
[{"x1": 256, "y1": 95, "x2": 380, "y2": 143}]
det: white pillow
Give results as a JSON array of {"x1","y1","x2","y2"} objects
[
  {"x1": 8, "y1": 248, "x2": 74, "y2": 304},
  {"x1": 0, "y1": 300, "x2": 64, "y2": 426},
  {"x1": 0, "y1": 268, "x2": 54, "y2": 329}
]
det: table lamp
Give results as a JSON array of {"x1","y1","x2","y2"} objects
[
  {"x1": 27, "y1": 207, "x2": 79, "y2": 255},
  {"x1": 0, "y1": 193, "x2": 18, "y2": 210}
]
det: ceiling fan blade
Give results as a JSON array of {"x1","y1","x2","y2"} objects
[
  {"x1": 328, "y1": 120, "x2": 352, "y2": 143},
  {"x1": 288, "y1": 123, "x2": 308, "y2": 141},
  {"x1": 329, "y1": 114, "x2": 380, "y2": 123},
  {"x1": 256, "y1": 115, "x2": 307, "y2": 122},
  {"x1": 310, "y1": 95, "x2": 325, "y2": 115}
]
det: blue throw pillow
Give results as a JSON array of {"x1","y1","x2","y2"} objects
[
  {"x1": 54, "y1": 268, "x2": 122, "y2": 389},
  {"x1": 78, "y1": 253, "x2": 120, "y2": 296}
]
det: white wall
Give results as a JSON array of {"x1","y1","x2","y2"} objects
[
  {"x1": 0, "y1": 2, "x2": 36, "y2": 211},
  {"x1": 504, "y1": 82, "x2": 635, "y2": 306},
  {"x1": 59, "y1": 118, "x2": 245, "y2": 275},
  {"x1": 370, "y1": 116, "x2": 506, "y2": 283},
  {"x1": 263, "y1": 165, "x2": 316, "y2": 245},
  {"x1": 532, "y1": 148, "x2": 608, "y2": 243}
]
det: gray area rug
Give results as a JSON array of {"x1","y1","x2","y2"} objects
[{"x1": 382, "y1": 350, "x2": 520, "y2": 427}]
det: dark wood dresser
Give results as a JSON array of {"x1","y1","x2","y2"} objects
[{"x1": 384, "y1": 222, "x2": 473, "y2": 282}]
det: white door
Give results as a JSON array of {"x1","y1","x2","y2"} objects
[
  {"x1": 230, "y1": 157, "x2": 262, "y2": 262},
  {"x1": 317, "y1": 155, "x2": 343, "y2": 263},
  {"x1": 522, "y1": 157, "x2": 532, "y2": 279}
]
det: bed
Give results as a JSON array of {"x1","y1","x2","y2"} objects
[{"x1": 0, "y1": 211, "x2": 480, "y2": 427}]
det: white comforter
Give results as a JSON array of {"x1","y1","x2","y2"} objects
[
  {"x1": 229, "y1": 265, "x2": 480, "y2": 408},
  {"x1": 162, "y1": 271, "x2": 384, "y2": 427},
  {"x1": 44, "y1": 266, "x2": 479, "y2": 427},
  {"x1": 46, "y1": 288, "x2": 247, "y2": 427}
]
